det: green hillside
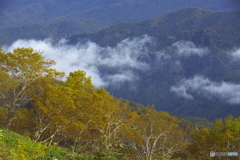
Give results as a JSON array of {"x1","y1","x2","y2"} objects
[{"x1": 0, "y1": 129, "x2": 84, "y2": 160}]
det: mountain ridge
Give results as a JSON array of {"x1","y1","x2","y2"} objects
[
  {"x1": 68, "y1": 8, "x2": 240, "y2": 51},
  {"x1": 67, "y1": 8, "x2": 240, "y2": 120},
  {"x1": 1, "y1": 0, "x2": 240, "y2": 44},
  {"x1": 2, "y1": 7, "x2": 240, "y2": 120}
]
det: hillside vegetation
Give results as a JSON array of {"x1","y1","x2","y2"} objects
[
  {"x1": 0, "y1": 129, "x2": 85, "y2": 160},
  {"x1": 1, "y1": 46, "x2": 240, "y2": 159}
]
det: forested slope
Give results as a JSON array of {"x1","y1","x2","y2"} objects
[
  {"x1": 1, "y1": 47, "x2": 240, "y2": 159},
  {"x1": 67, "y1": 8, "x2": 240, "y2": 120},
  {"x1": 1, "y1": 0, "x2": 240, "y2": 44},
  {"x1": 69, "y1": 8, "x2": 240, "y2": 51}
]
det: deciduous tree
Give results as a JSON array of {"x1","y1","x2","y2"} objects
[
  {"x1": 132, "y1": 106, "x2": 188, "y2": 159},
  {"x1": 0, "y1": 47, "x2": 63, "y2": 129},
  {"x1": 188, "y1": 115, "x2": 240, "y2": 159}
]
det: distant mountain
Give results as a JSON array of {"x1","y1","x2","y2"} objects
[
  {"x1": 68, "y1": 8, "x2": 240, "y2": 120},
  {"x1": 0, "y1": 19, "x2": 106, "y2": 45},
  {"x1": 1, "y1": 0, "x2": 240, "y2": 44},
  {"x1": 69, "y1": 8, "x2": 240, "y2": 51}
]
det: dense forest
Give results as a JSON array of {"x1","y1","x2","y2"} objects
[{"x1": 1, "y1": 47, "x2": 240, "y2": 159}]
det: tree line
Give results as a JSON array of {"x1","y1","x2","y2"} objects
[{"x1": 0, "y1": 47, "x2": 240, "y2": 159}]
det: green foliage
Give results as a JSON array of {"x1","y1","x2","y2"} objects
[
  {"x1": 0, "y1": 128, "x2": 127, "y2": 160},
  {"x1": 0, "y1": 128, "x2": 96, "y2": 160},
  {"x1": 0, "y1": 128, "x2": 46, "y2": 159}
]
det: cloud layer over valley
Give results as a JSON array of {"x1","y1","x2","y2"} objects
[
  {"x1": 3, "y1": 35, "x2": 222, "y2": 93},
  {"x1": 172, "y1": 41, "x2": 209, "y2": 57},
  {"x1": 3, "y1": 36, "x2": 153, "y2": 87},
  {"x1": 171, "y1": 75, "x2": 240, "y2": 104},
  {"x1": 231, "y1": 48, "x2": 240, "y2": 59}
]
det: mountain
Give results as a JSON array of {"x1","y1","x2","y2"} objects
[
  {"x1": 0, "y1": 19, "x2": 106, "y2": 45},
  {"x1": 68, "y1": 8, "x2": 240, "y2": 120},
  {"x1": 69, "y1": 8, "x2": 240, "y2": 50},
  {"x1": 1, "y1": 0, "x2": 240, "y2": 45}
]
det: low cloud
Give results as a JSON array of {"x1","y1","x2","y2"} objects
[
  {"x1": 230, "y1": 48, "x2": 240, "y2": 59},
  {"x1": 171, "y1": 75, "x2": 240, "y2": 104},
  {"x1": 3, "y1": 36, "x2": 211, "y2": 88},
  {"x1": 105, "y1": 70, "x2": 136, "y2": 84},
  {"x1": 172, "y1": 41, "x2": 209, "y2": 57},
  {"x1": 3, "y1": 35, "x2": 152, "y2": 88}
]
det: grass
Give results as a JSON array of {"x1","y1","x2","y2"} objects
[{"x1": 0, "y1": 129, "x2": 89, "y2": 160}]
